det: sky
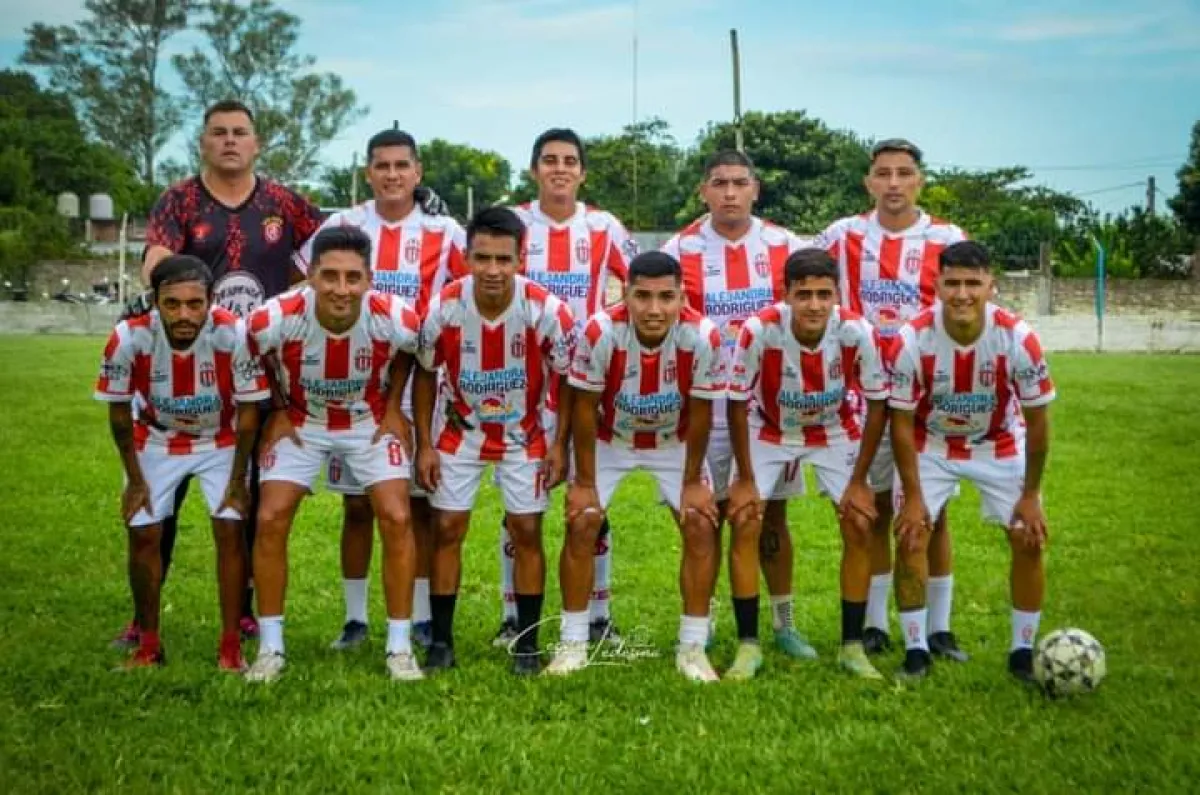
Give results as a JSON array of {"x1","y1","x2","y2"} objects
[{"x1": 2, "y1": 0, "x2": 1198, "y2": 215}]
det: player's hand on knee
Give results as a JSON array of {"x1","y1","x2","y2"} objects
[
  {"x1": 893, "y1": 496, "x2": 931, "y2": 554},
  {"x1": 1009, "y1": 493, "x2": 1047, "y2": 550},
  {"x1": 261, "y1": 408, "x2": 300, "y2": 455},
  {"x1": 416, "y1": 446, "x2": 440, "y2": 493},
  {"x1": 414, "y1": 186, "x2": 448, "y2": 216},
  {"x1": 565, "y1": 482, "x2": 603, "y2": 526},
  {"x1": 680, "y1": 480, "x2": 719, "y2": 530},
  {"x1": 121, "y1": 479, "x2": 152, "y2": 525},
  {"x1": 726, "y1": 476, "x2": 763, "y2": 528},
  {"x1": 838, "y1": 478, "x2": 877, "y2": 526}
]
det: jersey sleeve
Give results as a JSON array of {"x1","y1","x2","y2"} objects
[
  {"x1": 851, "y1": 318, "x2": 889, "y2": 401},
  {"x1": 887, "y1": 327, "x2": 924, "y2": 411},
  {"x1": 393, "y1": 301, "x2": 421, "y2": 356},
  {"x1": 567, "y1": 315, "x2": 611, "y2": 393},
  {"x1": 446, "y1": 220, "x2": 468, "y2": 280},
  {"x1": 537, "y1": 294, "x2": 577, "y2": 376},
  {"x1": 416, "y1": 295, "x2": 447, "y2": 372},
  {"x1": 727, "y1": 316, "x2": 764, "y2": 402},
  {"x1": 94, "y1": 323, "x2": 137, "y2": 401},
  {"x1": 605, "y1": 214, "x2": 637, "y2": 282},
  {"x1": 689, "y1": 321, "x2": 727, "y2": 400},
  {"x1": 814, "y1": 219, "x2": 844, "y2": 258},
  {"x1": 1011, "y1": 323, "x2": 1055, "y2": 407},
  {"x1": 145, "y1": 185, "x2": 186, "y2": 252},
  {"x1": 232, "y1": 320, "x2": 271, "y2": 403},
  {"x1": 245, "y1": 301, "x2": 283, "y2": 359}
]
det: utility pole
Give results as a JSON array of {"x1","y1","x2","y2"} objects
[
  {"x1": 1147, "y1": 175, "x2": 1156, "y2": 214},
  {"x1": 730, "y1": 29, "x2": 744, "y2": 153}
]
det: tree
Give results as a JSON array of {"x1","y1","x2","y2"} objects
[
  {"x1": 419, "y1": 140, "x2": 512, "y2": 219},
  {"x1": 171, "y1": 0, "x2": 368, "y2": 185},
  {"x1": 576, "y1": 119, "x2": 687, "y2": 231},
  {"x1": 316, "y1": 164, "x2": 361, "y2": 208},
  {"x1": 676, "y1": 110, "x2": 872, "y2": 232},
  {"x1": 1169, "y1": 120, "x2": 1200, "y2": 238},
  {"x1": 21, "y1": 1, "x2": 193, "y2": 184}
]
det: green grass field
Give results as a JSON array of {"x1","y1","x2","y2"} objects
[{"x1": 1, "y1": 336, "x2": 1197, "y2": 793}]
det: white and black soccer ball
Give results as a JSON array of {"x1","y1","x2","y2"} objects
[{"x1": 1033, "y1": 628, "x2": 1106, "y2": 697}]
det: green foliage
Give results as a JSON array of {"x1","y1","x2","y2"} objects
[
  {"x1": 171, "y1": 0, "x2": 368, "y2": 185},
  {"x1": 1169, "y1": 120, "x2": 1200, "y2": 238},
  {"x1": 0, "y1": 206, "x2": 79, "y2": 287},
  {"x1": 419, "y1": 139, "x2": 512, "y2": 219},
  {"x1": 576, "y1": 118, "x2": 688, "y2": 231},
  {"x1": 1057, "y1": 208, "x2": 1193, "y2": 279}
]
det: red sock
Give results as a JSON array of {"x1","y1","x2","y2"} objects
[
  {"x1": 139, "y1": 630, "x2": 161, "y2": 655},
  {"x1": 220, "y1": 630, "x2": 241, "y2": 652}
]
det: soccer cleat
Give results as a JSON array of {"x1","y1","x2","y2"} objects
[
  {"x1": 1008, "y1": 648, "x2": 1036, "y2": 684},
  {"x1": 895, "y1": 649, "x2": 933, "y2": 682},
  {"x1": 111, "y1": 622, "x2": 141, "y2": 650},
  {"x1": 588, "y1": 618, "x2": 623, "y2": 647},
  {"x1": 118, "y1": 646, "x2": 164, "y2": 671},
  {"x1": 511, "y1": 651, "x2": 543, "y2": 677},
  {"x1": 424, "y1": 642, "x2": 456, "y2": 674},
  {"x1": 545, "y1": 640, "x2": 590, "y2": 676},
  {"x1": 412, "y1": 621, "x2": 433, "y2": 652},
  {"x1": 239, "y1": 615, "x2": 260, "y2": 640},
  {"x1": 723, "y1": 642, "x2": 764, "y2": 681},
  {"x1": 386, "y1": 651, "x2": 425, "y2": 681},
  {"x1": 245, "y1": 650, "x2": 285, "y2": 683},
  {"x1": 330, "y1": 620, "x2": 369, "y2": 651},
  {"x1": 218, "y1": 636, "x2": 246, "y2": 673},
  {"x1": 862, "y1": 627, "x2": 893, "y2": 655},
  {"x1": 928, "y1": 631, "x2": 970, "y2": 662},
  {"x1": 838, "y1": 642, "x2": 884, "y2": 680},
  {"x1": 774, "y1": 628, "x2": 819, "y2": 660},
  {"x1": 491, "y1": 618, "x2": 519, "y2": 649},
  {"x1": 676, "y1": 642, "x2": 719, "y2": 683}
]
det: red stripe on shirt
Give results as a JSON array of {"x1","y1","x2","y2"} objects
[
  {"x1": 680, "y1": 252, "x2": 705, "y2": 314},
  {"x1": 757, "y1": 348, "x2": 784, "y2": 445},
  {"x1": 844, "y1": 231, "x2": 865, "y2": 313},
  {"x1": 768, "y1": 243, "x2": 789, "y2": 301},
  {"x1": 599, "y1": 347, "x2": 626, "y2": 444},
  {"x1": 481, "y1": 322, "x2": 506, "y2": 371},
  {"x1": 214, "y1": 350, "x2": 235, "y2": 447},
  {"x1": 878, "y1": 236, "x2": 902, "y2": 281},
  {"x1": 282, "y1": 340, "x2": 307, "y2": 427},
  {"x1": 171, "y1": 353, "x2": 195, "y2": 398},
  {"x1": 800, "y1": 350, "x2": 828, "y2": 447},
  {"x1": 417, "y1": 228, "x2": 445, "y2": 317},
  {"x1": 587, "y1": 228, "x2": 607, "y2": 315},
  {"x1": 548, "y1": 227, "x2": 570, "y2": 273},
  {"x1": 919, "y1": 242, "x2": 945, "y2": 309},
  {"x1": 914, "y1": 354, "x2": 937, "y2": 452},
  {"x1": 633, "y1": 350, "x2": 660, "y2": 450},
  {"x1": 725, "y1": 245, "x2": 750, "y2": 291},
  {"x1": 524, "y1": 327, "x2": 547, "y2": 459}
]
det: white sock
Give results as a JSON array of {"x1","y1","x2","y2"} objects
[
  {"x1": 412, "y1": 578, "x2": 431, "y2": 624},
  {"x1": 386, "y1": 619, "x2": 412, "y2": 655},
  {"x1": 1011, "y1": 609, "x2": 1041, "y2": 651},
  {"x1": 927, "y1": 575, "x2": 954, "y2": 635},
  {"x1": 344, "y1": 578, "x2": 368, "y2": 625},
  {"x1": 499, "y1": 524, "x2": 517, "y2": 621},
  {"x1": 589, "y1": 533, "x2": 612, "y2": 621},
  {"x1": 899, "y1": 609, "x2": 929, "y2": 652},
  {"x1": 259, "y1": 615, "x2": 285, "y2": 655},
  {"x1": 866, "y1": 573, "x2": 893, "y2": 632},
  {"x1": 769, "y1": 595, "x2": 794, "y2": 632},
  {"x1": 560, "y1": 610, "x2": 590, "y2": 644},
  {"x1": 679, "y1": 614, "x2": 709, "y2": 647}
]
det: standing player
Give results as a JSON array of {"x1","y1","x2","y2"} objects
[
  {"x1": 490, "y1": 128, "x2": 637, "y2": 648},
  {"x1": 816, "y1": 138, "x2": 969, "y2": 659},
  {"x1": 297, "y1": 129, "x2": 467, "y2": 652},
  {"x1": 546, "y1": 251, "x2": 725, "y2": 682},
  {"x1": 888, "y1": 241, "x2": 1054, "y2": 681},
  {"x1": 724, "y1": 250, "x2": 889, "y2": 680},
  {"x1": 242, "y1": 227, "x2": 423, "y2": 682},
  {"x1": 662, "y1": 149, "x2": 814, "y2": 658},
  {"x1": 111, "y1": 99, "x2": 324, "y2": 648},
  {"x1": 95, "y1": 255, "x2": 269, "y2": 670},
  {"x1": 414, "y1": 207, "x2": 575, "y2": 676}
]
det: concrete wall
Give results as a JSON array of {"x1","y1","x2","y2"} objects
[{"x1": 0, "y1": 302, "x2": 121, "y2": 336}]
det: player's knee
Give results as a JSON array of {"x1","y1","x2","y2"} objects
[
  {"x1": 566, "y1": 517, "x2": 601, "y2": 552},
  {"x1": 434, "y1": 513, "x2": 469, "y2": 547},
  {"x1": 343, "y1": 494, "x2": 374, "y2": 529},
  {"x1": 730, "y1": 518, "x2": 762, "y2": 545},
  {"x1": 506, "y1": 516, "x2": 543, "y2": 550},
  {"x1": 681, "y1": 517, "x2": 717, "y2": 557},
  {"x1": 130, "y1": 525, "x2": 162, "y2": 554},
  {"x1": 1008, "y1": 532, "x2": 1045, "y2": 561},
  {"x1": 211, "y1": 520, "x2": 242, "y2": 549},
  {"x1": 374, "y1": 500, "x2": 412, "y2": 536}
]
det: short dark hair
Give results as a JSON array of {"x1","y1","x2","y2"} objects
[
  {"x1": 530, "y1": 128, "x2": 586, "y2": 170},
  {"x1": 703, "y1": 149, "x2": 756, "y2": 180},
  {"x1": 939, "y1": 240, "x2": 990, "y2": 272},
  {"x1": 466, "y1": 206, "x2": 525, "y2": 251},
  {"x1": 203, "y1": 100, "x2": 255, "y2": 127},
  {"x1": 870, "y1": 138, "x2": 923, "y2": 166},
  {"x1": 152, "y1": 255, "x2": 213, "y2": 298},
  {"x1": 627, "y1": 251, "x2": 682, "y2": 286},
  {"x1": 783, "y1": 248, "x2": 838, "y2": 290},
  {"x1": 310, "y1": 226, "x2": 372, "y2": 272},
  {"x1": 366, "y1": 129, "x2": 419, "y2": 163}
]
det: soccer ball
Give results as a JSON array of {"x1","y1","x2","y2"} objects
[{"x1": 1033, "y1": 628, "x2": 1106, "y2": 697}]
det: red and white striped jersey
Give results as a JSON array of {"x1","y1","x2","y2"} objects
[
  {"x1": 888, "y1": 304, "x2": 1055, "y2": 461},
  {"x1": 94, "y1": 307, "x2": 269, "y2": 454},
  {"x1": 729, "y1": 304, "x2": 887, "y2": 448},
  {"x1": 294, "y1": 201, "x2": 466, "y2": 317},
  {"x1": 568, "y1": 305, "x2": 725, "y2": 451},
  {"x1": 661, "y1": 215, "x2": 813, "y2": 429},
  {"x1": 417, "y1": 275, "x2": 575, "y2": 462},
  {"x1": 816, "y1": 210, "x2": 967, "y2": 343},
  {"x1": 246, "y1": 286, "x2": 420, "y2": 432},
  {"x1": 512, "y1": 200, "x2": 637, "y2": 324}
]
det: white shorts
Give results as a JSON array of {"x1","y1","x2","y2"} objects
[
  {"x1": 867, "y1": 435, "x2": 896, "y2": 493},
  {"x1": 259, "y1": 423, "x2": 411, "y2": 491},
  {"x1": 732, "y1": 441, "x2": 859, "y2": 504},
  {"x1": 433, "y1": 455, "x2": 547, "y2": 515},
  {"x1": 326, "y1": 412, "x2": 427, "y2": 499},
  {"x1": 128, "y1": 446, "x2": 241, "y2": 528},
  {"x1": 708, "y1": 428, "x2": 805, "y2": 502},
  {"x1": 894, "y1": 453, "x2": 1027, "y2": 526},
  {"x1": 595, "y1": 441, "x2": 712, "y2": 512}
]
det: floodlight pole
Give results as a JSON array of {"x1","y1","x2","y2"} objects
[{"x1": 731, "y1": 29, "x2": 744, "y2": 153}]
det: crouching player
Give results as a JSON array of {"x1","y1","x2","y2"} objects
[
  {"x1": 95, "y1": 255, "x2": 268, "y2": 671},
  {"x1": 724, "y1": 249, "x2": 889, "y2": 680},
  {"x1": 244, "y1": 226, "x2": 423, "y2": 682},
  {"x1": 547, "y1": 251, "x2": 725, "y2": 682},
  {"x1": 889, "y1": 241, "x2": 1055, "y2": 682}
]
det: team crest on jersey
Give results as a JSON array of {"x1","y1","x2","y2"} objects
[
  {"x1": 904, "y1": 249, "x2": 923, "y2": 275},
  {"x1": 262, "y1": 216, "x2": 283, "y2": 244},
  {"x1": 753, "y1": 252, "x2": 770, "y2": 279},
  {"x1": 192, "y1": 222, "x2": 212, "y2": 242},
  {"x1": 354, "y1": 347, "x2": 373, "y2": 371},
  {"x1": 979, "y1": 363, "x2": 996, "y2": 387},
  {"x1": 199, "y1": 362, "x2": 216, "y2": 388},
  {"x1": 574, "y1": 238, "x2": 591, "y2": 263},
  {"x1": 510, "y1": 334, "x2": 525, "y2": 359},
  {"x1": 404, "y1": 237, "x2": 422, "y2": 265},
  {"x1": 828, "y1": 358, "x2": 843, "y2": 381}
]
